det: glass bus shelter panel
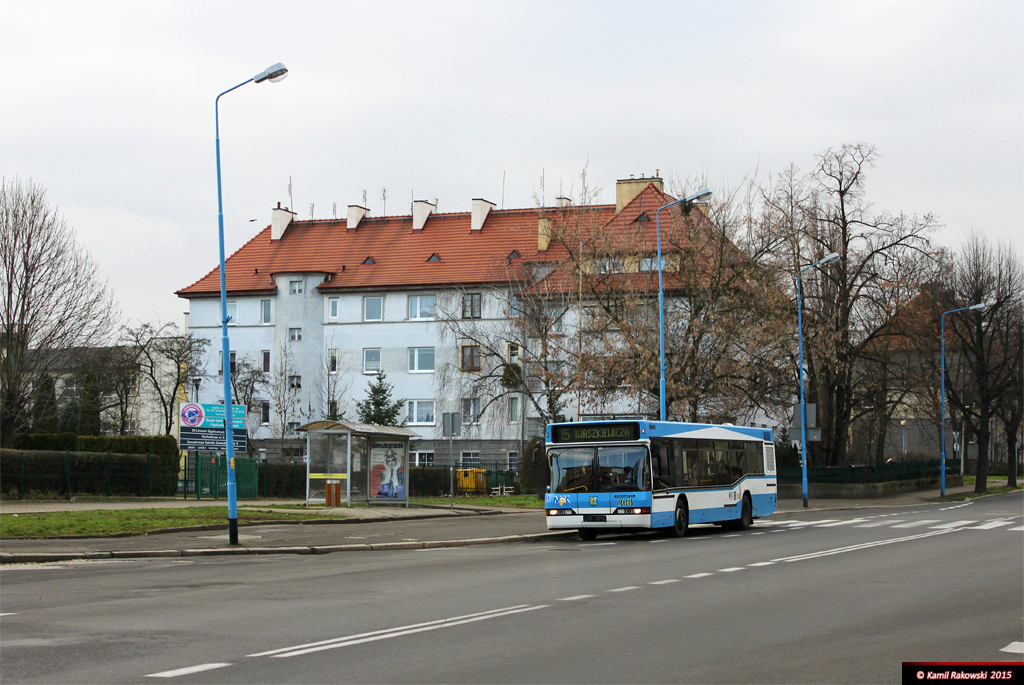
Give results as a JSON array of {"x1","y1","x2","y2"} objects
[{"x1": 349, "y1": 435, "x2": 368, "y2": 500}]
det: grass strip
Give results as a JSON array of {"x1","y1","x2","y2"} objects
[
  {"x1": 412, "y1": 495, "x2": 544, "y2": 509},
  {"x1": 0, "y1": 506, "x2": 342, "y2": 539}
]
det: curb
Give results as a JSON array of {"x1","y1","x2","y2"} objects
[{"x1": 0, "y1": 531, "x2": 578, "y2": 564}]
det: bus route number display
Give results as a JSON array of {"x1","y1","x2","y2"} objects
[{"x1": 551, "y1": 422, "x2": 640, "y2": 443}]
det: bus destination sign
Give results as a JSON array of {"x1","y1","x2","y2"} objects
[{"x1": 551, "y1": 422, "x2": 641, "y2": 444}]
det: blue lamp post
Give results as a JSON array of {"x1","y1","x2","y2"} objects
[
  {"x1": 797, "y1": 251, "x2": 839, "y2": 509},
  {"x1": 215, "y1": 62, "x2": 288, "y2": 544},
  {"x1": 940, "y1": 302, "x2": 985, "y2": 496},
  {"x1": 654, "y1": 188, "x2": 711, "y2": 421}
]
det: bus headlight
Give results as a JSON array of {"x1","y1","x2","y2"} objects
[
  {"x1": 613, "y1": 507, "x2": 650, "y2": 515},
  {"x1": 547, "y1": 509, "x2": 576, "y2": 516}
]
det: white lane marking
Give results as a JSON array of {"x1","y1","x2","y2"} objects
[
  {"x1": 253, "y1": 605, "x2": 547, "y2": 659},
  {"x1": 648, "y1": 579, "x2": 679, "y2": 585},
  {"x1": 721, "y1": 534, "x2": 740, "y2": 538},
  {"x1": 769, "y1": 530, "x2": 787, "y2": 534},
  {"x1": 718, "y1": 567, "x2": 744, "y2": 573},
  {"x1": 929, "y1": 520, "x2": 978, "y2": 529},
  {"x1": 0, "y1": 612, "x2": 18, "y2": 616},
  {"x1": 772, "y1": 528, "x2": 957, "y2": 563},
  {"x1": 557, "y1": 595, "x2": 595, "y2": 601},
  {"x1": 891, "y1": 520, "x2": 941, "y2": 528},
  {"x1": 855, "y1": 520, "x2": 906, "y2": 528},
  {"x1": 608, "y1": 586, "x2": 641, "y2": 592},
  {"x1": 751, "y1": 532, "x2": 766, "y2": 535},
  {"x1": 1008, "y1": 526, "x2": 1024, "y2": 532},
  {"x1": 1001, "y1": 641, "x2": 1024, "y2": 654},
  {"x1": 685, "y1": 573, "x2": 714, "y2": 578},
  {"x1": 748, "y1": 562, "x2": 775, "y2": 567},
  {"x1": 586, "y1": 542, "x2": 617, "y2": 546},
  {"x1": 816, "y1": 518, "x2": 870, "y2": 527},
  {"x1": 969, "y1": 520, "x2": 1015, "y2": 530},
  {"x1": 786, "y1": 519, "x2": 839, "y2": 527},
  {"x1": 145, "y1": 663, "x2": 232, "y2": 678},
  {"x1": 648, "y1": 539, "x2": 667, "y2": 544}
]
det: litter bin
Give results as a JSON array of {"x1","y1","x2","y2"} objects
[{"x1": 325, "y1": 479, "x2": 342, "y2": 507}]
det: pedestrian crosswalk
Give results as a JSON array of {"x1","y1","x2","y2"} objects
[{"x1": 755, "y1": 515, "x2": 1023, "y2": 533}]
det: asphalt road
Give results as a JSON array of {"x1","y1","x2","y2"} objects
[{"x1": 1, "y1": 491, "x2": 1021, "y2": 684}]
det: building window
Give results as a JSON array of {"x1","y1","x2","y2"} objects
[
  {"x1": 364, "y1": 296, "x2": 383, "y2": 321},
  {"x1": 328, "y1": 349, "x2": 339, "y2": 374},
  {"x1": 412, "y1": 451, "x2": 435, "y2": 466},
  {"x1": 461, "y1": 451, "x2": 481, "y2": 468},
  {"x1": 261, "y1": 299, "x2": 272, "y2": 324},
  {"x1": 408, "y1": 347, "x2": 435, "y2": 372},
  {"x1": 509, "y1": 396, "x2": 520, "y2": 423},
  {"x1": 289, "y1": 328, "x2": 302, "y2": 342},
  {"x1": 639, "y1": 255, "x2": 665, "y2": 272},
  {"x1": 508, "y1": 451, "x2": 519, "y2": 472},
  {"x1": 463, "y1": 293, "x2": 482, "y2": 319},
  {"x1": 549, "y1": 308, "x2": 564, "y2": 333},
  {"x1": 406, "y1": 400, "x2": 435, "y2": 426},
  {"x1": 226, "y1": 301, "x2": 237, "y2": 325},
  {"x1": 262, "y1": 350, "x2": 271, "y2": 373},
  {"x1": 288, "y1": 375, "x2": 302, "y2": 390},
  {"x1": 219, "y1": 351, "x2": 236, "y2": 375},
  {"x1": 287, "y1": 421, "x2": 300, "y2": 434},
  {"x1": 328, "y1": 297, "x2": 339, "y2": 321},
  {"x1": 507, "y1": 342, "x2": 520, "y2": 364},
  {"x1": 261, "y1": 401, "x2": 270, "y2": 425},
  {"x1": 462, "y1": 397, "x2": 481, "y2": 424},
  {"x1": 408, "y1": 294, "x2": 436, "y2": 320},
  {"x1": 595, "y1": 258, "x2": 622, "y2": 274},
  {"x1": 460, "y1": 345, "x2": 481, "y2": 372},
  {"x1": 363, "y1": 348, "x2": 381, "y2": 374},
  {"x1": 290, "y1": 280, "x2": 303, "y2": 294}
]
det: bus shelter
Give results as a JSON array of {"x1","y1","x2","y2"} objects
[{"x1": 298, "y1": 421, "x2": 419, "y2": 507}]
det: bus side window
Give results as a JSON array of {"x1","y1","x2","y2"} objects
[{"x1": 651, "y1": 439, "x2": 672, "y2": 490}]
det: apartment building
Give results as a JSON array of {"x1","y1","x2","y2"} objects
[{"x1": 176, "y1": 176, "x2": 704, "y2": 463}]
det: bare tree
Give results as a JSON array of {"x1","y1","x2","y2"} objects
[
  {"x1": 941, "y1": 233, "x2": 1023, "y2": 493},
  {"x1": 230, "y1": 354, "x2": 269, "y2": 457},
  {"x1": 763, "y1": 144, "x2": 938, "y2": 466},
  {"x1": 270, "y1": 341, "x2": 307, "y2": 460},
  {"x1": 0, "y1": 177, "x2": 119, "y2": 446},
  {"x1": 122, "y1": 322, "x2": 210, "y2": 435},
  {"x1": 314, "y1": 337, "x2": 352, "y2": 421}
]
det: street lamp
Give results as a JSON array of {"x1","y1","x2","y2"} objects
[
  {"x1": 215, "y1": 62, "x2": 288, "y2": 545},
  {"x1": 655, "y1": 188, "x2": 711, "y2": 421},
  {"x1": 797, "y1": 251, "x2": 839, "y2": 509},
  {"x1": 940, "y1": 302, "x2": 985, "y2": 496}
]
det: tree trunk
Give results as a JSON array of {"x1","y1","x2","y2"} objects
[{"x1": 974, "y1": 413, "x2": 990, "y2": 494}]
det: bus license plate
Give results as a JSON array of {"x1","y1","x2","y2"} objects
[{"x1": 584, "y1": 515, "x2": 607, "y2": 522}]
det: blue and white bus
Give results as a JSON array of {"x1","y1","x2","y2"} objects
[{"x1": 544, "y1": 420, "x2": 777, "y2": 540}]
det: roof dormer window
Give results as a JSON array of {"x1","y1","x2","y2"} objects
[
  {"x1": 362, "y1": 256, "x2": 375, "y2": 265},
  {"x1": 427, "y1": 253, "x2": 441, "y2": 262}
]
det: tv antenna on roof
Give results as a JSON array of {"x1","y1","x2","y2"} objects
[
  {"x1": 382, "y1": 188, "x2": 387, "y2": 217},
  {"x1": 332, "y1": 203, "x2": 337, "y2": 219},
  {"x1": 288, "y1": 176, "x2": 294, "y2": 212}
]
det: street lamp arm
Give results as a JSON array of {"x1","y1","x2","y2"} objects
[{"x1": 939, "y1": 301, "x2": 986, "y2": 497}]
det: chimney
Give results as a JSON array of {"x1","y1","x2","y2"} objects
[
  {"x1": 556, "y1": 196, "x2": 572, "y2": 208},
  {"x1": 412, "y1": 200, "x2": 435, "y2": 233},
  {"x1": 347, "y1": 205, "x2": 369, "y2": 232},
  {"x1": 538, "y1": 216, "x2": 552, "y2": 252},
  {"x1": 271, "y1": 203, "x2": 296, "y2": 240},
  {"x1": 616, "y1": 176, "x2": 663, "y2": 212},
  {"x1": 471, "y1": 198, "x2": 496, "y2": 232}
]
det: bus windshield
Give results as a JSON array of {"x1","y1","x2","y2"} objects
[{"x1": 549, "y1": 445, "x2": 650, "y2": 493}]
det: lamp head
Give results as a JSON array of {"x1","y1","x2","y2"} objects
[
  {"x1": 684, "y1": 188, "x2": 712, "y2": 203},
  {"x1": 968, "y1": 303, "x2": 986, "y2": 310},
  {"x1": 821, "y1": 252, "x2": 840, "y2": 264},
  {"x1": 254, "y1": 62, "x2": 289, "y2": 84}
]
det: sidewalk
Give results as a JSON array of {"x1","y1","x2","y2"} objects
[{"x1": 0, "y1": 483, "x2": 1002, "y2": 564}]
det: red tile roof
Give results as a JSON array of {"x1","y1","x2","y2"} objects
[
  {"x1": 177, "y1": 204, "x2": 617, "y2": 298},
  {"x1": 175, "y1": 183, "x2": 732, "y2": 299}
]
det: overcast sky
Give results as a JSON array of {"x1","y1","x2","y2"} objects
[{"x1": 3, "y1": 0, "x2": 1021, "y2": 329}]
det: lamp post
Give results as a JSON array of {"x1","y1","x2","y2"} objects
[
  {"x1": 940, "y1": 302, "x2": 985, "y2": 496},
  {"x1": 797, "y1": 251, "x2": 839, "y2": 509},
  {"x1": 215, "y1": 62, "x2": 288, "y2": 545},
  {"x1": 655, "y1": 188, "x2": 711, "y2": 421}
]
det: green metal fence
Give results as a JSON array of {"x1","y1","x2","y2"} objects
[
  {"x1": 182, "y1": 454, "x2": 259, "y2": 499},
  {"x1": 407, "y1": 461, "x2": 518, "y2": 497},
  {"x1": 779, "y1": 459, "x2": 961, "y2": 484},
  {"x1": 0, "y1": 449, "x2": 178, "y2": 499}
]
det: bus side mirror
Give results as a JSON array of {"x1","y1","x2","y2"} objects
[{"x1": 546, "y1": 485, "x2": 551, "y2": 493}]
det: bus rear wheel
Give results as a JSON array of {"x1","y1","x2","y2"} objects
[
  {"x1": 668, "y1": 499, "x2": 688, "y2": 538},
  {"x1": 579, "y1": 529, "x2": 598, "y2": 541}
]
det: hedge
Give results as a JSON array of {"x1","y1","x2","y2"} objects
[
  {"x1": 1, "y1": 448, "x2": 179, "y2": 498},
  {"x1": 11, "y1": 433, "x2": 178, "y2": 456}
]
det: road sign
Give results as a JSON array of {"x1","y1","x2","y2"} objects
[
  {"x1": 178, "y1": 403, "x2": 247, "y2": 452},
  {"x1": 789, "y1": 427, "x2": 821, "y2": 442}
]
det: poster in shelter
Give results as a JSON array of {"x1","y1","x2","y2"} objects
[{"x1": 369, "y1": 441, "x2": 405, "y2": 499}]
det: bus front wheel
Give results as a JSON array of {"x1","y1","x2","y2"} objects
[
  {"x1": 579, "y1": 529, "x2": 598, "y2": 541},
  {"x1": 668, "y1": 499, "x2": 688, "y2": 538},
  {"x1": 735, "y1": 495, "x2": 752, "y2": 531}
]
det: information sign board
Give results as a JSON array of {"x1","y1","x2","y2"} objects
[{"x1": 178, "y1": 402, "x2": 247, "y2": 452}]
